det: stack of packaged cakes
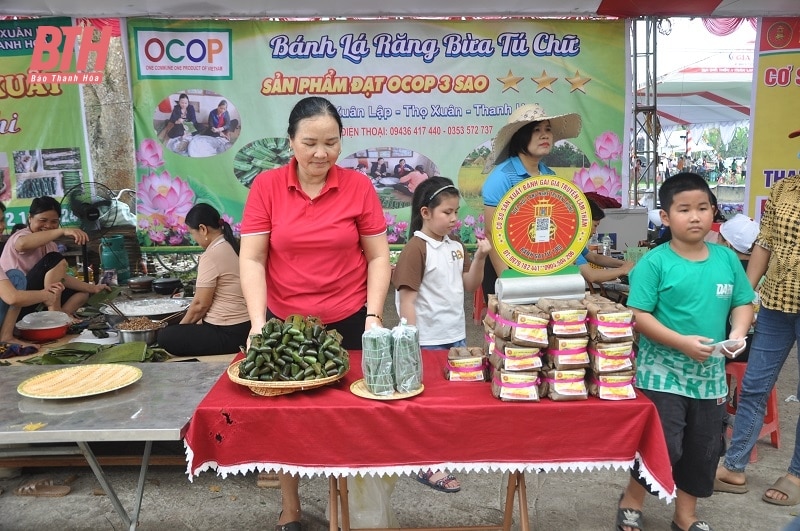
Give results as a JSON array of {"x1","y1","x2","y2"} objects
[
  {"x1": 583, "y1": 293, "x2": 636, "y2": 400},
  {"x1": 538, "y1": 298, "x2": 590, "y2": 401},
  {"x1": 485, "y1": 295, "x2": 548, "y2": 401},
  {"x1": 483, "y1": 293, "x2": 636, "y2": 401},
  {"x1": 445, "y1": 347, "x2": 488, "y2": 381}
]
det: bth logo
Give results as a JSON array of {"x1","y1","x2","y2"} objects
[{"x1": 28, "y1": 25, "x2": 112, "y2": 85}]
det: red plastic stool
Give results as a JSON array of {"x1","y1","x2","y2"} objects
[
  {"x1": 725, "y1": 362, "x2": 781, "y2": 463},
  {"x1": 473, "y1": 285, "x2": 486, "y2": 325}
]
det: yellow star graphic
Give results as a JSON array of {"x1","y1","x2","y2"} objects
[
  {"x1": 565, "y1": 70, "x2": 592, "y2": 93},
  {"x1": 496, "y1": 70, "x2": 524, "y2": 92},
  {"x1": 531, "y1": 70, "x2": 558, "y2": 93}
]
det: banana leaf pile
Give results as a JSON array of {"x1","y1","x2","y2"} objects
[{"x1": 19, "y1": 341, "x2": 172, "y2": 365}]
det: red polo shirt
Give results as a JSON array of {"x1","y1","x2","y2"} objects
[{"x1": 240, "y1": 159, "x2": 386, "y2": 323}]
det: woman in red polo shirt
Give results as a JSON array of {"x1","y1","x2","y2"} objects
[{"x1": 239, "y1": 96, "x2": 391, "y2": 531}]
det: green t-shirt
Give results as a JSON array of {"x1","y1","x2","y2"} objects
[{"x1": 627, "y1": 242, "x2": 754, "y2": 399}]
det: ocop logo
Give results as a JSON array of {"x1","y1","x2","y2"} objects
[
  {"x1": 28, "y1": 25, "x2": 113, "y2": 85},
  {"x1": 135, "y1": 29, "x2": 232, "y2": 78}
]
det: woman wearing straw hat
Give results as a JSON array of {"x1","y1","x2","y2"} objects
[{"x1": 480, "y1": 103, "x2": 582, "y2": 300}]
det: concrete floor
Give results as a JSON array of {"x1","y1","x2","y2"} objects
[{"x1": 1, "y1": 288, "x2": 799, "y2": 530}]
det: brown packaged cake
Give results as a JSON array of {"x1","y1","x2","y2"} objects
[
  {"x1": 584, "y1": 300, "x2": 634, "y2": 342},
  {"x1": 491, "y1": 367, "x2": 540, "y2": 401},
  {"x1": 545, "y1": 335, "x2": 590, "y2": 369},
  {"x1": 537, "y1": 298, "x2": 588, "y2": 337},
  {"x1": 445, "y1": 347, "x2": 487, "y2": 381},
  {"x1": 509, "y1": 305, "x2": 549, "y2": 347},
  {"x1": 540, "y1": 368, "x2": 588, "y2": 401},
  {"x1": 483, "y1": 294, "x2": 499, "y2": 330},
  {"x1": 489, "y1": 337, "x2": 543, "y2": 372},
  {"x1": 589, "y1": 340, "x2": 636, "y2": 373},
  {"x1": 588, "y1": 370, "x2": 637, "y2": 400}
]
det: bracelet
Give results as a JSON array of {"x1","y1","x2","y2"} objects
[{"x1": 366, "y1": 313, "x2": 382, "y2": 323}]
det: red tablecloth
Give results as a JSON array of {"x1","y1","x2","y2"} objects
[{"x1": 184, "y1": 351, "x2": 676, "y2": 501}]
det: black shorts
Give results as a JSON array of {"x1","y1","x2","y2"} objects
[
  {"x1": 631, "y1": 388, "x2": 725, "y2": 498},
  {"x1": 19, "y1": 251, "x2": 79, "y2": 320}
]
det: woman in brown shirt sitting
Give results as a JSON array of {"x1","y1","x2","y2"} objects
[{"x1": 157, "y1": 203, "x2": 250, "y2": 356}]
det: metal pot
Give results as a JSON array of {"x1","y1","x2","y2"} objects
[
  {"x1": 117, "y1": 320, "x2": 166, "y2": 346},
  {"x1": 152, "y1": 277, "x2": 183, "y2": 295},
  {"x1": 100, "y1": 298, "x2": 191, "y2": 327},
  {"x1": 128, "y1": 275, "x2": 155, "y2": 293}
]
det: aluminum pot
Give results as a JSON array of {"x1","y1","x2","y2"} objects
[
  {"x1": 100, "y1": 298, "x2": 191, "y2": 327},
  {"x1": 117, "y1": 321, "x2": 166, "y2": 346},
  {"x1": 128, "y1": 275, "x2": 155, "y2": 293}
]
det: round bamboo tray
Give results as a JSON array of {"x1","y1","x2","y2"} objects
[{"x1": 227, "y1": 359, "x2": 348, "y2": 397}]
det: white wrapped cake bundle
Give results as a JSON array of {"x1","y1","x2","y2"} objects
[
  {"x1": 361, "y1": 324, "x2": 395, "y2": 396},
  {"x1": 392, "y1": 318, "x2": 423, "y2": 393}
]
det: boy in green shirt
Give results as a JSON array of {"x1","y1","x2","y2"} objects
[{"x1": 615, "y1": 173, "x2": 754, "y2": 531}]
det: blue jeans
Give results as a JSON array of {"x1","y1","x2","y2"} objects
[
  {"x1": 0, "y1": 269, "x2": 26, "y2": 326},
  {"x1": 723, "y1": 306, "x2": 800, "y2": 475},
  {"x1": 422, "y1": 339, "x2": 466, "y2": 350}
]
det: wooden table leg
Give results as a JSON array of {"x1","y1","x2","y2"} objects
[
  {"x1": 502, "y1": 471, "x2": 530, "y2": 531},
  {"x1": 339, "y1": 476, "x2": 352, "y2": 531},
  {"x1": 516, "y1": 472, "x2": 530, "y2": 531},
  {"x1": 329, "y1": 476, "x2": 339, "y2": 531}
]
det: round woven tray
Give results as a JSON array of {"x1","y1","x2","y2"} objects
[{"x1": 227, "y1": 360, "x2": 348, "y2": 397}]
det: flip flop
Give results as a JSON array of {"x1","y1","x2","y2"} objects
[
  {"x1": 415, "y1": 470, "x2": 461, "y2": 493},
  {"x1": 763, "y1": 476, "x2": 800, "y2": 506},
  {"x1": 713, "y1": 477, "x2": 748, "y2": 494},
  {"x1": 616, "y1": 493, "x2": 643, "y2": 530},
  {"x1": 671, "y1": 520, "x2": 714, "y2": 531},
  {"x1": 14, "y1": 479, "x2": 70, "y2": 497}
]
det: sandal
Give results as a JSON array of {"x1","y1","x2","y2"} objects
[
  {"x1": 415, "y1": 469, "x2": 461, "y2": 493},
  {"x1": 14, "y1": 479, "x2": 70, "y2": 497},
  {"x1": 763, "y1": 476, "x2": 800, "y2": 506},
  {"x1": 671, "y1": 521, "x2": 714, "y2": 531},
  {"x1": 616, "y1": 493, "x2": 643, "y2": 530}
]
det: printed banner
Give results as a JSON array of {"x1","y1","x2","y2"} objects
[
  {"x1": 0, "y1": 17, "x2": 92, "y2": 227},
  {"x1": 749, "y1": 17, "x2": 800, "y2": 220},
  {"x1": 127, "y1": 18, "x2": 626, "y2": 247}
]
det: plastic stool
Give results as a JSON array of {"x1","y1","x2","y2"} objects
[
  {"x1": 725, "y1": 362, "x2": 781, "y2": 463},
  {"x1": 473, "y1": 285, "x2": 486, "y2": 325}
]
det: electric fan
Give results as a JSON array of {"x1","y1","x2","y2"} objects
[{"x1": 60, "y1": 182, "x2": 119, "y2": 282}]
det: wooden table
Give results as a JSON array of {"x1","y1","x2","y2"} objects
[{"x1": 185, "y1": 351, "x2": 675, "y2": 530}]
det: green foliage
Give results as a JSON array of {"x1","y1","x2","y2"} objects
[
  {"x1": 702, "y1": 126, "x2": 749, "y2": 158},
  {"x1": 548, "y1": 143, "x2": 590, "y2": 168}
]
